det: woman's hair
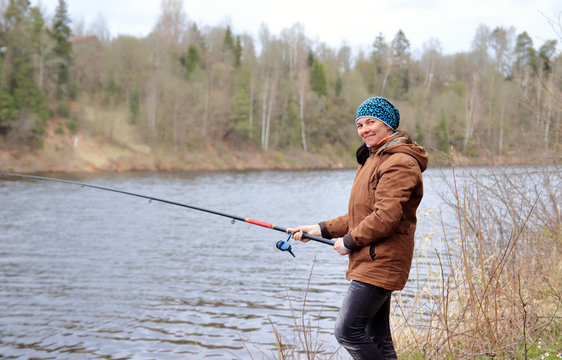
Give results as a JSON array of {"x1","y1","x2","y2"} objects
[{"x1": 356, "y1": 143, "x2": 370, "y2": 165}]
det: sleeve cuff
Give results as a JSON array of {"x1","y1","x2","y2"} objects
[
  {"x1": 343, "y1": 233, "x2": 360, "y2": 251},
  {"x1": 319, "y1": 222, "x2": 331, "y2": 239}
]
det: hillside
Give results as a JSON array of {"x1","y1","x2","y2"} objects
[{"x1": 0, "y1": 113, "x2": 353, "y2": 173}]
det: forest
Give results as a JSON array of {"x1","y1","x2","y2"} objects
[{"x1": 0, "y1": 0, "x2": 560, "y2": 171}]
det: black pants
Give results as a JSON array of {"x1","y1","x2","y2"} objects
[{"x1": 334, "y1": 280, "x2": 397, "y2": 360}]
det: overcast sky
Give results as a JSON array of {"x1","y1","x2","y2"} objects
[{"x1": 35, "y1": 0, "x2": 561, "y2": 56}]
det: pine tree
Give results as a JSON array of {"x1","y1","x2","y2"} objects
[
  {"x1": 513, "y1": 32, "x2": 537, "y2": 78},
  {"x1": 372, "y1": 32, "x2": 387, "y2": 75},
  {"x1": 128, "y1": 87, "x2": 140, "y2": 124},
  {"x1": 49, "y1": 0, "x2": 72, "y2": 95},
  {"x1": 435, "y1": 109, "x2": 450, "y2": 154},
  {"x1": 307, "y1": 51, "x2": 314, "y2": 67},
  {"x1": 223, "y1": 25, "x2": 234, "y2": 52},
  {"x1": 233, "y1": 36, "x2": 242, "y2": 68},
  {"x1": 0, "y1": 0, "x2": 48, "y2": 142},
  {"x1": 392, "y1": 29, "x2": 411, "y2": 97},
  {"x1": 538, "y1": 40, "x2": 557, "y2": 74},
  {"x1": 0, "y1": 88, "x2": 16, "y2": 134},
  {"x1": 181, "y1": 45, "x2": 201, "y2": 77},
  {"x1": 309, "y1": 60, "x2": 327, "y2": 97}
]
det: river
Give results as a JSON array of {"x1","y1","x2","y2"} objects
[{"x1": 1, "y1": 167, "x2": 555, "y2": 359}]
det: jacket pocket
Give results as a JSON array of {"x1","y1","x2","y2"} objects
[{"x1": 369, "y1": 243, "x2": 376, "y2": 260}]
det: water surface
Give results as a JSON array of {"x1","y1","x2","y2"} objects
[{"x1": 1, "y1": 167, "x2": 532, "y2": 359}]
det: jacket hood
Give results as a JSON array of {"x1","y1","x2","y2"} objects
[{"x1": 374, "y1": 133, "x2": 428, "y2": 172}]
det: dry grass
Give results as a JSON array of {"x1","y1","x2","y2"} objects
[{"x1": 392, "y1": 165, "x2": 562, "y2": 359}]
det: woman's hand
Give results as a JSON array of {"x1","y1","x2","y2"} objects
[
  {"x1": 287, "y1": 224, "x2": 321, "y2": 242},
  {"x1": 333, "y1": 238, "x2": 350, "y2": 255}
]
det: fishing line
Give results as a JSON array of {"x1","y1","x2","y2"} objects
[{"x1": 0, "y1": 173, "x2": 335, "y2": 255}]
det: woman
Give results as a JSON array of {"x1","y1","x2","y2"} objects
[{"x1": 289, "y1": 96, "x2": 428, "y2": 359}]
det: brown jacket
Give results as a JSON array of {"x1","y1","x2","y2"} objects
[{"x1": 320, "y1": 132, "x2": 428, "y2": 290}]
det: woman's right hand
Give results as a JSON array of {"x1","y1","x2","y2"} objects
[{"x1": 287, "y1": 224, "x2": 321, "y2": 242}]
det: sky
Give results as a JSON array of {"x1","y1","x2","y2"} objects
[{"x1": 34, "y1": 0, "x2": 561, "y2": 56}]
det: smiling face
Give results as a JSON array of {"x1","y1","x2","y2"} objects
[{"x1": 356, "y1": 117, "x2": 394, "y2": 147}]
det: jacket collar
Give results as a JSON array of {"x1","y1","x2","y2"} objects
[{"x1": 369, "y1": 132, "x2": 407, "y2": 154}]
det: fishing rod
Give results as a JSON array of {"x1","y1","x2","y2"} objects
[{"x1": 0, "y1": 173, "x2": 335, "y2": 256}]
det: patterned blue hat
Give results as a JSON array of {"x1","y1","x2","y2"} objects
[{"x1": 356, "y1": 97, "x2": 400, "y2": 130}]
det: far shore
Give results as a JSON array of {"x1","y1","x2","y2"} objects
[{"x1": 1, "y1": 143, "x2": 557, "y2": 175}]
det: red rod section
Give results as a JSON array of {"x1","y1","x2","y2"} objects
[{"x1": 245, "y1": 218, "x2": 274, "y2": 228}]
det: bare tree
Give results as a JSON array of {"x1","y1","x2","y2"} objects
[{"x1": 153, "y1": 0, "x2": 188, "y2": 53}]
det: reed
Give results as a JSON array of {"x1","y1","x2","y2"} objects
[{"x1": 393, "y1": 165, "x2": 562, "y2": 359}]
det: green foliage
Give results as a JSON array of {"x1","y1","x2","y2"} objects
[
  {"x1": 181, "y1": 45, "x2": 201, "y2": 76},
  {"x1": 309, "y1": 60, "x2": 327, "y2": 97},
  {"x1": 49, "y1": 0, "x2": 72, "y2": 93},
  {"x1": 278, "y1": 100, "x2": 300, "y2": 148},
  {"x1": 233, "y1": 36, "x2": 242, "y2": 68},
  {"x1": 514, "y1": 31, "x2": 538, "y2": 77},
  {"x1": 226, "y1": 86, "x2": 253, "y2": 142},
  {"x1": 393, "y1": 29, "x2": 410, "y2": 62},
  {"x1": 67, "y1": 115, "x2": 78, "y2": 134},
  {"x1": 102, "y1": 78, "x2": 121, "y2": 106},
  {"x1": 0, "y1": 0, "x2": 75, "y2": 144},
  {"x1": 10, "y1": 49, "x2": 49, "y2": 138},
  {"x1": 445, "y1": 81, "x2": 467, "y2": 97},
  {"x1": 539, "y1": 40, "x2": 558, "y2": 74},
  {"x1": 128, "y1": 87, "x2": 140, "y2": 124},
  {"x1": 335, "y1": 76, "x2": 343, "y2": 98},
  {"x1": 68, "y1": 79, "x2": 78, "y2": 100},
  {"x1": 28, "y1": 6, "x2": 44, "y2": 50},
  {"x1": 372, "y1": 32, "x2": 387, "y2": 75},
  {"x1": 222, "y1": 26, "x2": 241, "y2": 67},
  {"x1": 391, "y1": 30, "x2": 411, "y2": 98},
  {"x1": 0, "y1": 88, "x2": 17, "y2": 133},
  {"x1": 57, "y1": 101, "x2": 69, "y2": 117},
  {"x1": 223, "y1": 25, "x2": 234, "y2": 52},
  {"x1": 435, "y1": 109, "x2": 450, "y2": 154},
  {"x1": 307, "y1": 51, "x2": 314, "y2": 67}
]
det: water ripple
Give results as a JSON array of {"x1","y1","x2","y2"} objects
[{"x1": 0, "y1": 169, "x2": 463, "y2": 358}]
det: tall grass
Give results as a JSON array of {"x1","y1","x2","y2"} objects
[{"x1": 393, "y1": 165, "x2": 562, "y2": 359}]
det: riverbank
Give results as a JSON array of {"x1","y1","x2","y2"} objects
[
  {"x1": 1, "y1": 117, "x2": 559, "y2": 173},
  {"x1": 0, "y1": 136, "x2": 351, "y2": 173},
  {"x1": 0, "y1": 119, "x2": 353, "y2": 173}
]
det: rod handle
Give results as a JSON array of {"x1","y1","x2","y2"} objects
[
  {"x1": 273, "y1": 225, "x2": 335, "y2": 246},
  {"x1": 301, "y1": 233, "x2": 335, "y2": 246}
]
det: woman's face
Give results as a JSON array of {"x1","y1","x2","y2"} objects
[{"x1": 356, "y1": 117, "x2": 393, "y2": 147}]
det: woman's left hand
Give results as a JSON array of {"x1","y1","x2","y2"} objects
[
  {"x1": 333, "y1": 238, "x2": 350, "y2": 255},
  {"x1": 287, "y1": 224, "x2": 321, "y2": 242}
]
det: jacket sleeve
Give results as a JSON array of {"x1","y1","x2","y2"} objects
[
  {"x1": 320, "y1": 214, "x2": 350, "y2": 239},
  {"x1": 345, "y1": 153, "x2": 420, "y2": 250}
]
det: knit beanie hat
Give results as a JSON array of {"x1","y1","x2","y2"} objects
[{"x1": 355, "y1": 97, "x2": 400, "y2": 130}]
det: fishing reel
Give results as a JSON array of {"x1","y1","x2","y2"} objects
[{"x1": 275, "y1": 234, "x2": 295, "y2": 257}]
